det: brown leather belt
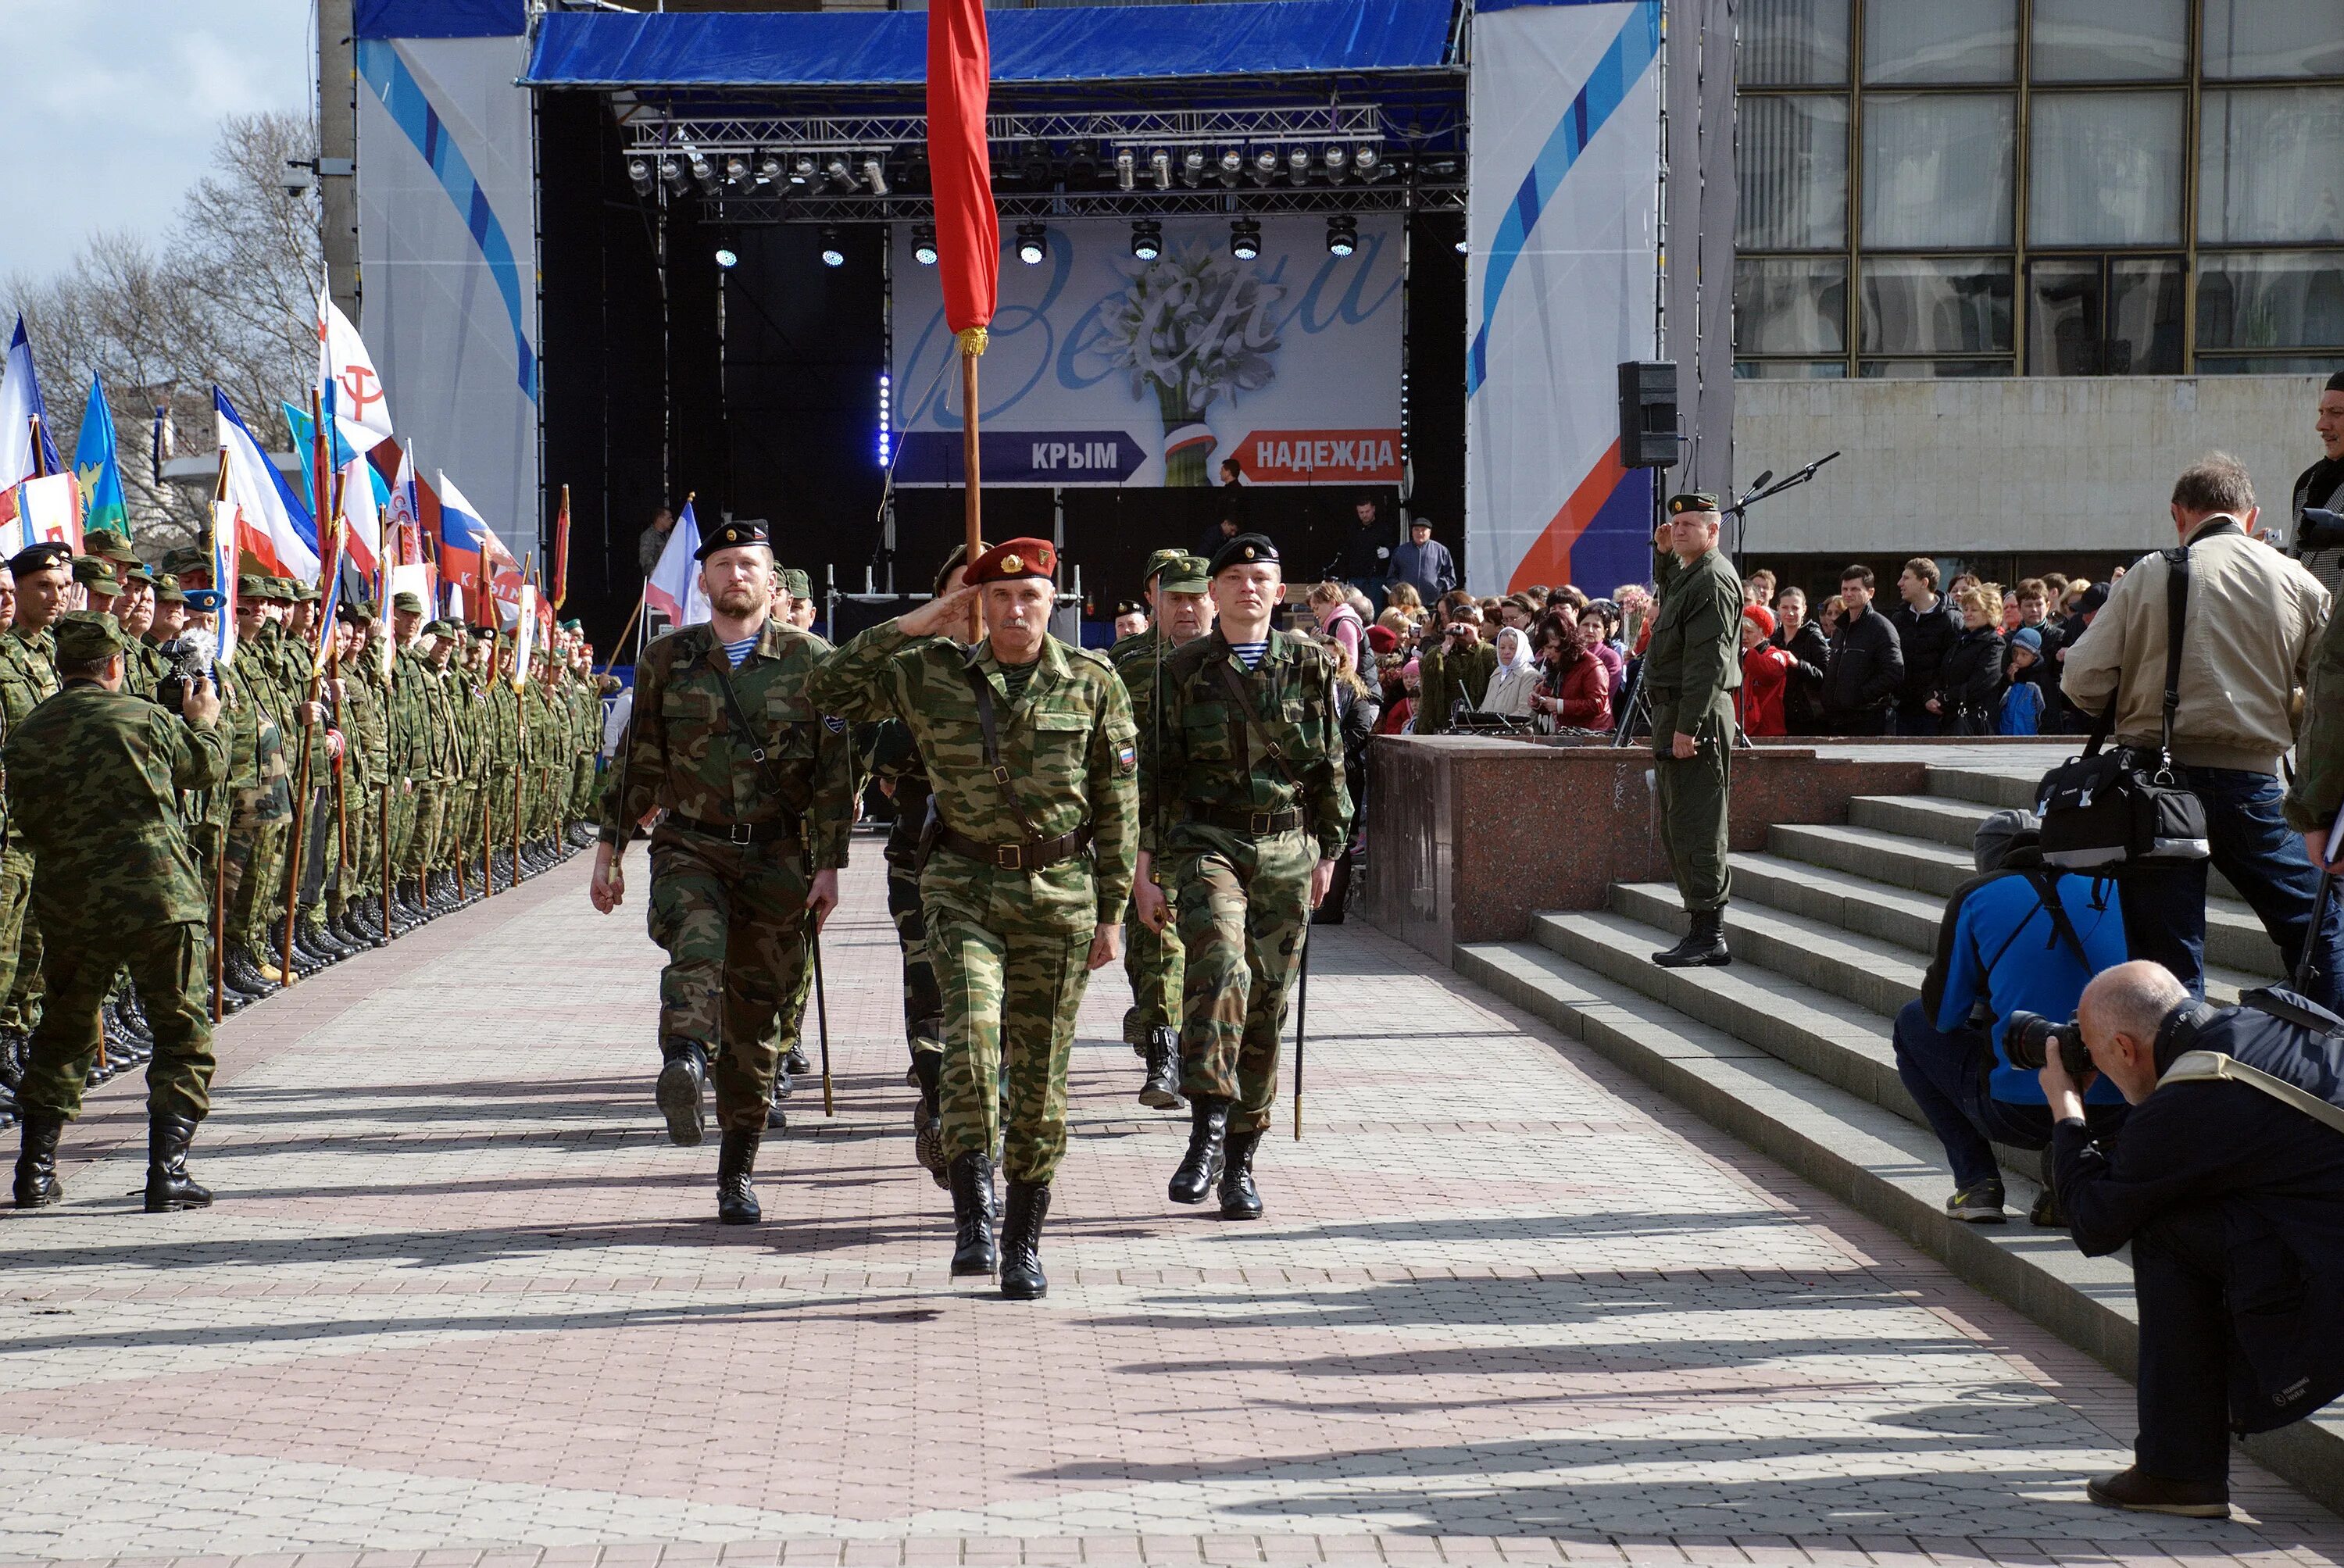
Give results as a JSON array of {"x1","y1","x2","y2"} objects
[
  {"x1": 934, "y1": 823, "x2": 1093, "y2": 871},
  {"x1": 667, "y1": 813, "x2": 799, "y2": 847},
  {"x1": 1188, "y1": 804, "x2": 1305, "y2": 836}
]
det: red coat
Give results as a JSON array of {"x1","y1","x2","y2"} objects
[
  {"x1": 1738, "y1": 644, "x2": 1796, "y2": 737},
  {"x1": 1538, "y1": 647, "x2": 1613, "y2": 731}
]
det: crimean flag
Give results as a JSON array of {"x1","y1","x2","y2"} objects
[
  {"x1": 73, "y1": 376, "x2": 129, "y2": 538},
  {"x1": 925, "y1": 0, "x2": 998, "y2": 340}
]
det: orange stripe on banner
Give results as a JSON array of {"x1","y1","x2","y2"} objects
[{"x1": 1507, "y1": 441, "x2": 1625, "y2": 594}]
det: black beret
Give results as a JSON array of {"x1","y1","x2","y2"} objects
[
  {"x1": 7, "y1": 542, "x2": 74, "y2": 577},
  {"x1": 1208, "y1": 532, "x2": 1281, "y2": 577},
  {"x1": 695, "y1": 519, "x2": 771, "y2": 560}
]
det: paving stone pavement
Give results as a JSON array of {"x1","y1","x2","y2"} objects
[{"x1": 2, "y1": 844, "x2": 2339, "y2": 1568}]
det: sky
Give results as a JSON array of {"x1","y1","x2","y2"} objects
[{"x1": 0, "y1": 0, "x2": 316, "y2": 284}]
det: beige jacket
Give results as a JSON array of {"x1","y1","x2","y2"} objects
[{"x1": 2061, "y1": 518, "x2": 2331, "y2": 775}]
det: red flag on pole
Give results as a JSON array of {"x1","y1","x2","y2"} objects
[
  {"x1": 926, "y1": 0, "x2": 998, "y2": 341},
  {"x1": 551, "y1": 483, "x2": 572, "y2": 612}
]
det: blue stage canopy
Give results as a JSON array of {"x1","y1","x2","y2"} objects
[{"x1": 522, "y1": 0, "x2": 1455, "y2": 90}]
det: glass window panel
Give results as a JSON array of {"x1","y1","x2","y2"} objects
[
  {"x1": 2028, "y1": 92, "x2": 2184, "y2": 246},
  {"x1": 1860, "y1": 257, "x2": 2014, "y2": 354},
  {"x1": 2027, "y1": 259, "x2": 2104, "y2": 374},
  {"x1": 2107, "y1": 257, "x2": 2185, "y2": 373},
  {"x1": 2198, "y1": 355, "x2": 2344, "y2": 374},
  {"x1": 1737, "y1": 97, "x2": 1849, "y2": 248},
  {"x1": 1735, "y1": 359, "x2": 1850, "y2": 379},
  {"x1": 1738, "y1": 0, "x2": 1850, "y2": 85},
  {"x1": 2199, "y1": 90, "x2": 2344, "y2": 244},
  {"x1": 2202, "y1": 0, "x2": 2344, "y2": 80},
  {"x1": 2031, "y1": 0, "x2": 2187, "y2": 80},
  {"x1": 2196, "y1": 251, "x2": 2344, "y2": 351},
  {"x1": 1736, "y1": 257, "x2": 1849, "y2": 352},
  {"x1": 1862, "y1": 95, "x2": 2014, "y2": 247},
  {"x1": 1857, "y1": 359, "x2": 2013, "y2": 377},
  {"x1": 1863, "y1": 0, "x2": 2017, "y2": 84}
]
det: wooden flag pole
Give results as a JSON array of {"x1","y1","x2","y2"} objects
[
  {"x1": 279, "y1": 462, "x2": 343, "y2": 985},
  {"x1": 209, "y1": 446, "x2": 233, "y2": 1020},
  {"x1": 959, "y1": 333, "x2": 984, "y2": 641}
]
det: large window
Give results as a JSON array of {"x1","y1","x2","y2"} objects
[{"x1": 1735, "y1": 0, "x2": 2344, "y2": 377}]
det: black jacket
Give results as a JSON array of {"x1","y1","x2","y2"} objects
[
  {"x1": 1892, "y1": 597, "x2": 1964, "y2": 715},
  {"x1": 2053, "y1": 993, "x2": 2344, "y2": 1434},
  {"x1": 1822, "y1": 605, "x2": 1903, "y2": 731},
  {"x1": 1932, "y1": 624, "x2": 2006, "y2": 735},
  {"x1": 1335, "y1": 519, "x2": 1397, "y2": 581},
  {"x1": 1772, "y1": 622, "x2": 1830, "y2": 734}
]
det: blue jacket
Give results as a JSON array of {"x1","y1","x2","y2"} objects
[
  {"x1": 1928, "y1": 869, "x2": 2128, "y2": 1103},
  {"x1": 1390, "y1": 538, "x2": 1457, "y2": 600}
]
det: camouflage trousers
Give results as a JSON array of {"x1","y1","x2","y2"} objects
[
  {"x1": 888, "y1": 858, "x2": 945, "y2": 1059},
  {"x1": 646, "y1": 824, "x2": 812, "y2": 1134},
  {"x1": 1172, "y1": 827, "x2": 1313, "y2": 1138},
  {"x1": 17, "y1": 920, "x2": 214, "y2": 1124},
  {"x1": 924, "y1": 864, "x2": 1096, "y2": 1185},
  {"x1": 1121, "y1": 879, "x2": 1184, "y2": 1046},
  {"x1": 222, "y1": 823, "x2": 282, "y2": 950},
  {"x1": 0, "y1": 847, "x2": 34, "y2": 1030},
  {"x1": 486, "y1": 771, "x2": 516, "y2": 859},
  {"x1": 398, "y1": 784, "x2": 445, "y2": 880}
]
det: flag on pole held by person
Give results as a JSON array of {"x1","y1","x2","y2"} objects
[
  {"x1": 433, "y1": 470, "x2": 517, "y2": 605},
  {"x1": 74, "y1": 376, "x2": 129, "y2": 538},
  {"x1": 210, "y1": 498, "x2": 241, "y2": 669},
  {"x1": 0, "y1": 472, "x2": 84, "y2": 557},
  {"x1": 338, "y1": 452, "x2": 382, "y2": 580},
  {"x1": 644, "y1": 498, "x2": 710, "y2": 627},
  {"x1": 550, "y1": 484, "x2": 571, "y2": 611},
  {"x1": 512, "y1": 583, "x2": 537, "y2": 688},
  {"x1": 0, "y1": 315, "x2": 63, "y2": 489},
  {"x1": 214, "y1": 388, "x2": 320, "y2": 581},
  {"x1": 318, "y1": 282, "x2": 394, "y2": 457},
  {"x1": 927, "y1": 0, "x2": 999, "y2": 341},
  {"x1": 312, "y1": 484, "x2": 347, "y2": 680}
]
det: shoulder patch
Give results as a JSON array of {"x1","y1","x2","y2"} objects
[{"x1": 823, "y1": 715, "x2": 846, "y2": 734}]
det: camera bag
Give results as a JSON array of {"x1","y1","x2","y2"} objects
[{"x1": 2035, "y1": 544, "x2": 2210, "y2": 871}]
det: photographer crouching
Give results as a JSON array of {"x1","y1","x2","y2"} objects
[
  {"x1": 2042, "y1": 960, "x2": 2344, "y2": 1519},
  {"x1": 9, "y1": 611, "x2": 229, "y2": 1212}
]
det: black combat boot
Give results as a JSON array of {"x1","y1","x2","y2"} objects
[
  {"x1": 998, "y1": 1178, "x2": 1052, "y2": 1301},
  {"x1": 1168, "y1": 1096, "x2": 1230, "y2": 1205},
  {"x1": 716, "y1": 1126, "x2": 761, "y2": 1223},
  {"x1": 1219, "y1": 1128, "x2": 1265, "y2": 1220},
  {"x1": 1139, "y1": 1027, "x2": 1184, "y2": 1111},
  {"x1": 783, "y1": 1043, "x2": 812, "y2": 1076},
  {"x1": 1651, "y1": 908, "x2": 1732, "y2": 969},
  {"x1": 395, "y1": 878, "x2": 427, "y2": 923},
  {"x1": 766, "y1": 1068, "x2": 789, "y2": 1130},
  {"x1": 656, "y1": 1041, "x2": 709, "y2": 1147},
  {"x1": 13, "y1": 1113, "x2": 63, "y2": 1207},
  {"x1": 143, "y1": 1113, "x2": 212, "y2": 1213},
  {"x1": 911, "y1": 1052, "x2": 947, "y2": 1187},
  {"x1": 947, "y1": 1150, "x2": 997, "y2": 1276},
  {"x1": 223, "y1": 949, "x2": 273, "y2": 998}
]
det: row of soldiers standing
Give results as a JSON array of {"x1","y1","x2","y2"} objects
[{"x1": 1, "y1": 528, "x2": 610, "y2": 1189}]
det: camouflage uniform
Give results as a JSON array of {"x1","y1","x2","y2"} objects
[
  {"x1": 0, "y1": 623, "x2": 59, "y2": 1034},
  {"x1": 600, "y1": 619, "x2": 852, "y2": 1138},
  {"x1": 807, "y1": 623, "x2": 1138, "y2": 1188},
  {"x1": 1145, "y1": 623, "x2": 1349, "y2": 1156},
  {"x1": 1111, "y1": 625, "x2": 1188, "y2": 1063}
]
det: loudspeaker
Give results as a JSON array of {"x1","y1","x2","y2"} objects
[{"x1": 1617, "y1": 361, "x2": 1679, "y2": 469}]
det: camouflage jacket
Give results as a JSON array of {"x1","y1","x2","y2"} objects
[
  {"x1": 484, "y1": 680, "x2": 520, "y2": 776},
  {"x1": 339, "y1": 664, "x2": 390, "y2": 790},
  {"x1": 0, "y1": 625, "x2": 59, "y2": 852},
  {"x1": 1142, "y1": 626, "x2": 1351, "y2": 861},
  {"x1": 807, "y1": 623, "x2": 1138, "y2": 925},
  {"x1": 5, "y1": 683, "x2": 230, "y2": 930},
  {"x1": 601, "y1": 619, "x2": 853, "y2": 869}
]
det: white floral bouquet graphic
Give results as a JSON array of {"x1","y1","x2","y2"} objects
[{"x1": 1096, "y1": 245, "x2": 1284, "y2": 486}]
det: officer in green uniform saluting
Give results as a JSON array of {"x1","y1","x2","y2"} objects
[{"x1": 1642, "y1": 492, "x2": 1743, "y2": 970}]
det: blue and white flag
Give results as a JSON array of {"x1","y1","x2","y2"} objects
[{"x1": 0, "y1": 316, "x2": 63, "y2": 489}]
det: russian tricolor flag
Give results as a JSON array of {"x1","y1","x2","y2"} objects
[{"x1": 215, "y1": 388, "x2": 318, "y2": 582}]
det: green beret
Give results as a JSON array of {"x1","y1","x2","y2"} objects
[
  {"x1": 53, "y1": 610, "x2": 126, "y2": 663},
  {"x1": 80, "y1": 529, "x2": 138, "y2": 565},
  {"x1": 1667, "y1": 492, "x2": 1720, "y2": 516},
  {"x1": 154, "y1": 573, "x2": 186, "y2": 604},
  {"x1": 391, "y1": 590, "x2": 426, "y2": 614},
  {"x1": 1160, "y1": 555, "x2": 1211, "y2": 595},
  {"x1": 783, "y1": 569, "x2": 812, "y2": 598},
  {"x1": 71, "y1": 556, "x2": 120, "y2": 591}
]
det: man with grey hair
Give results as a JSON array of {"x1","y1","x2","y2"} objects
[
  {"x1": 2044, "y1": 960, "x2": 2344, "y2": 1519},
  {"x1": 2062, "y1": 453, "x2": 2341, "y2": 1007}
]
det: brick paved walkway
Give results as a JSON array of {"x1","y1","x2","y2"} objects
[{"x1": 2, "y1": 846, "x2": 2339, "y2": 1567}]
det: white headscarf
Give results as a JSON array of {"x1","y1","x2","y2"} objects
[
  {"x1": 1495, "y1": 626, "x2": 1533, "y2": 670},
  {"x1": 1480, "y1": 627, "x2": 1539, "y2": 716}
]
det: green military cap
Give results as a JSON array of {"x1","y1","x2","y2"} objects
[
  {"x1": 1141, "y1": 548, "x2": 1187, "y2": 585},
  {"x1": 120, "y1": 563, "x2": 156, "y2": 588},
  {"x1": 421, "y1": 618, "x2": 456, "y2": 638},
  {"x1": 238, "y1": 573, "x2": 271, "y2": 599},
  {"x1": 72, "y1": 555, "x2": 120, "y2": 591},
  {"x1": 161, "y1": 545, "x2": 208, "y2": 577},
  {"x1": 1160, "y1": 554, "x2": 1211, "y2": 595},
  {"x1": 391, "y1": 589, "x2": 426, "y2": 614},
  {"x1": 154, "y1": 573, "x2": 185, "y2": 604},
  {"x1": 80, "y1": 528, "x2": 139, "y2": 566},
  {"x1": 291, "y1": 580, "x2": 321, "y2": 603},
  {"x1": 1666, "y1": 491, "x2": 1720, "y2": 516},
  {"x1": 559, "y1": 617, "x2": 583, "y2": 632},
  {"x1": 783, "y1": 568, "x2": 812, "y2": 599},
  {"x1": 53, "y1": 609, "x2": 126, "y2": 663}
]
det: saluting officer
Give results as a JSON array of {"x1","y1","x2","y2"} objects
[
  {"x1": 1138, "y1": 533, "x2": 1349, "y2": 1222},
  {"x1": 591, "y1": 519, "x2": 852, "y2": 1226},
  {"x1": 1643, "y1": 492, "x2": 1743, "y2": 969},
  {"x1": 808, "y1": 538, "x2": 1138, "y2": 1302}
]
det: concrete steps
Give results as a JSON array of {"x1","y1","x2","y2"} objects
[{"x1": 1445, "y1": 765, "x2": 2344, "y2": 1512}]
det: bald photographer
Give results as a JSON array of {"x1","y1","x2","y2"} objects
[{"x1": 2041, "y1": 961, "x2": 2344, "y2": 1520}]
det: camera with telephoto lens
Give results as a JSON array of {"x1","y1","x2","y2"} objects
[
  {"x1": 2300, "y1": 507, "x2": 2344, "y2": 557},
  {"x1": 153, "y1": 636, "x2": 214, "y2": 715},
  {"x1": 2004, "y1": 1009, "x2": 2092, "y2": 1078}
]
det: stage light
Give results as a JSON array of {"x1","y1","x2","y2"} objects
[
  {"x1": 1022, "y1": 139, "x2": 1052, "y2": 187},
  {"x1": 912, "y1": 223, "x2": 939, "y2": 266},
  {"x1": 1250, "y1": 148, "x2": 1279, "y2": 184},
  {"x1": 1287, "y1": 146, "x2": 1312, "y2": 181},
  {"x1": 1130, "y1": 220, "x2": 1162, "y2": 262},
  {"x1": 1067, "y1": 140, "x2": 1099, "y2": 184},
  {"x1": 714, "y1": 247, "x2": 739, "y2": 270},
  {"x1": 1180, "y1": 149, "x2": 1205, "y2": 188},
  {"x1": 824, "y1": 153, "x2": 854, "y2": 191},
  {"x1": 1217, "y1": 148, "x2": 1242, "y2": 188},
  {"x1": 820, "y1": 227, "x2": 846, "y2": 268},
  {"x1": 1115, "y1": 149, "x2": 1136, "y2": 191},
  {"x1": 1016, "y1": 222, "x2": 1048, "y2": 266},
  {"x1": 660, "y1": 158, "x2": 688, "y2": 195},
  {"x1": 1149, "y1": 149, "x2": 1172, "y2": 191},
  {"x1": 790, "y1": 155, "x2": 817, "y2": 190},
  {"x1": 689, "y1": 152, "x2": 719, "y2": 195},
  {"x1": 862, "y1": 154, "x2": 888, "y2": 196},
  {"x1": 1454, "y1": 236, "x2": 1469, "y2": 255},
  {"x1": 1354, "y1": 143, "x2": 1383, "y2": 179},
  {"x1": 1323, "y1": 144, "x2": 1349, "y2": 180},
  {"x1": 1229, "y1": 219, "x2": 1261, "y2": 261},
  {"x1": 1325, "y1": 216, "x2": 1357, "y2": 257},
  {"x1": 756, "y1": 155, "x2": 783, "y2": 189},
  {"x1": 627, "y1": 157, "x2": 653, "y2": 196}
]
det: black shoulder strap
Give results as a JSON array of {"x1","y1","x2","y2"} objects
[
  {"x1": 2159, "y1": 544, "x2": 2191, "y2": 762},
  {"x1": 707, "y1": 641, "x2": 788, "y2": 798},
  {"x1": 1215, "y1": 648, "x2": 1306, "y2": 795},
  {"x1": 957, "y1": 656, "x2": 1049, "y2": 842},
  {"x1": 2024, "y1": 869, "x2": 2096, "y2": 972}
]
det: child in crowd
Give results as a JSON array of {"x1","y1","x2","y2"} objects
[
  {"x1": 1999, "y1": 627, "x2": 2046, "y2": 735},
  {"x1": 1736, "y1": 604, "x2": 1795, "y2": 738}
]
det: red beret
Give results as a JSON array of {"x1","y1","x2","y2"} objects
[
  {"x1": 967, "y1": 538, "x2": 1056, "y2": 585},
  {"x1": 1366, "y1": 624, "x2": 1401, "y2": 655},
  {"x1": 1741, "y1": 603, "x2": 1776, "y2": 636}
]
